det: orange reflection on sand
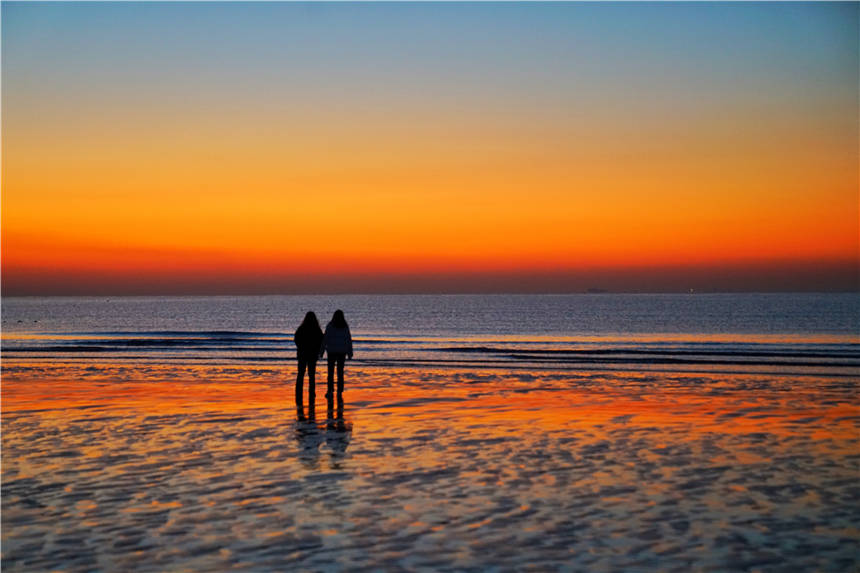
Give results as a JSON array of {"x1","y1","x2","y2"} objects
[
  {"x1": 3, "y1": 379, "x2": 279, "y2": 416},
  {"x1": 3, "y1": 365, "x2": 857, "y2": 455},
  {"x1": 3, "y1": 362, "x2": 858, "y2": 571}
]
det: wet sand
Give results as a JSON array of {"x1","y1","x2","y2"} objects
[{"x1": 2, "y1": 364, "x2": 859, "y2": 571}]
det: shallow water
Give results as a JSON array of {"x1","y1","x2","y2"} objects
[
  {"x1": 3, "y1": 364, "x2": 858, "y2": 571},
  {"x1": 3, "y1": 295, "x2": 858, "y2": 378}
]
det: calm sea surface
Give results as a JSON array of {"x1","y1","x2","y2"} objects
[{"x1": 2, "y1": 294, "x2": 858, "y2": 375}]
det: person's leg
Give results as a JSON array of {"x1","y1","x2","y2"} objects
[
  {"x1": 307, "y1": 359, "x2": 317, "y2": 402},
  {"x1": 296, "y1": 358, "x2": 307, "y2": 404},
  {"x1": 336, "y1": 355, "x2": 345, "y2": 397},
  {"x1": 327, "y1": 355, "x2": 335, "y2": 399}
]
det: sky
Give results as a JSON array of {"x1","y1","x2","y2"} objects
[{"x1": 2, "y1": 2, "x2": 858, "y2": 294}]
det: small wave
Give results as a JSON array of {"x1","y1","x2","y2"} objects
[
  {"x1": 435, "y1": 345, "x2": 860, "y2": 360},
  {"x1": 500, "y1": 354, "x2": 860, "y2": 369},
  {"x1": 3, "y1": 332, "x2": 858, "y2": 373}
]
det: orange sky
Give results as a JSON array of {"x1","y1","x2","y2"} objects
[{"x1": 2, "y1": 3, "x2": 858, "y2": 294}]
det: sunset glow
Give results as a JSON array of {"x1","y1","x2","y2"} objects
[
  {"x1": 2, "y1": 2, "x2": 858, "y2": 294},
  {"x1": 5, "y1": 365, "x2": 859, "y2": 445}
]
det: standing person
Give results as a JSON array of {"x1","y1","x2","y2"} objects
[
  {"x1": 319, "y1": 309, "x2": 353, "y2": 402},
  {"x1": 294, "y1": 311, "x2": 324, "y2": 405}
]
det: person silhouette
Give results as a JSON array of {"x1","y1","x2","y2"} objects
[
  {"x1": 319, "y1": 309, "x2": 353, "y2": 403},
  {"x1": 294, "y1": 311, "x2": 323, "y2": 405}
]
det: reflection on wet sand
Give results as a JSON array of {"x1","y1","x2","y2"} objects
[
  {"x1": 2, "y1": 365, "x2": 858, "y2": 571},
  {"x1": 295, "y1": 401, "x2": 352, "y2": 470},
  {"x1": 325, "y1": 401, "x2": 352, "y2": 461},
  {"x1": 295, "y1": 405, "x2": 323, "y2": 470}
]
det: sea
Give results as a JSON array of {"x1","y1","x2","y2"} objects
[
  {"x1": 2, "y1": 293, "x2": 859, "y2": 375},
  {"x1": 3, "y1": 293, "x2": 859, "y2": 571}
]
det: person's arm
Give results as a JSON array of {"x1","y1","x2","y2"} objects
[
  {"x1": 347, "y1": 327, "x2": 353, "y2": 359},
  {"x1": 319, "y1": 326, "x2": 328, "y2": 358}
]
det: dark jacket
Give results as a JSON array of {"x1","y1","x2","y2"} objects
[
  {"x1": 320, "y1": 323, "x2": 353, "y2": 357},
  {"x1": 294, "y1": 322, "x2": 324, "y2": 361}
]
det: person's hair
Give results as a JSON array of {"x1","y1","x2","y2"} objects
[
  {"x1": 332, "y1": 309, "x2": 348, "y2": 328},
  {"x1": 301, "y1": 311, "x2": 320, "y2": 329}
]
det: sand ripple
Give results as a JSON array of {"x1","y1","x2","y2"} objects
[{"x1": 2, "y1": 366, "x2": 859, "y2": 571}]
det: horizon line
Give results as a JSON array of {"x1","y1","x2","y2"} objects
[{"x1": 4, "y1": 289, "x2": 859, "y2": 298}]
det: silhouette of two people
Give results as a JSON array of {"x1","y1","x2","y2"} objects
[{"x1": 294, "y1": 309, "x2": 353, "y2": 406}]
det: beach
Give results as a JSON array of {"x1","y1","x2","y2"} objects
[
  {"x1": 4, "y1": 1, "x2": 858, "y2": 569},
  {"x1": 3, "y1": 362, "x2": 858, "y2": 571}
]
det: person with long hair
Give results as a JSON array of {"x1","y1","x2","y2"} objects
[
  {"x1": 294, "y1": 311, "x2": 323, "y2": 405},
  {"x1": 319, "y1": 309, "x2": 353, "y2": 402}
]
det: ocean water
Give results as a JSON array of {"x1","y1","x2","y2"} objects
[
  {"x1": 3, "y1": 294, "x2": 860, "y2": 571},
  {"x1": 2, "y1": 294, "x2": 859, "y2": 375}
]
